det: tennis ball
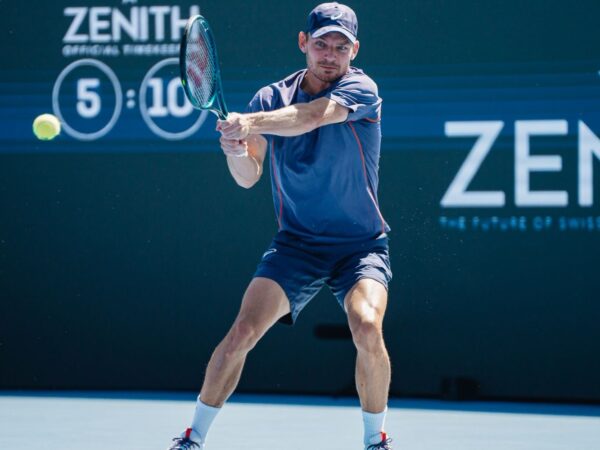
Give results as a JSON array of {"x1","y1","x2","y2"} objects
[{"x1": 33, "y1": 113, "x2": 61, "y2": 141}]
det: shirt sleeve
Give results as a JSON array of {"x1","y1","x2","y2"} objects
[
  {"x1": 327, "y1": 73, "x2": 382, "y2": 122},
  {"x1": 245, "y1": 86, "x2": 275, "y2": 114}
]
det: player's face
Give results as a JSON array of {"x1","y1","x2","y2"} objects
[{"x1": 301, "y1": 32, "x2": 358, "y2": 83}]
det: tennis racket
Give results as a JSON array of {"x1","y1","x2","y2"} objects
[{"x1": 180, "y1": 15, "x2": 229, "y2": 120}]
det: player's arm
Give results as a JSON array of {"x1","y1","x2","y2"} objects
[
  {"x1": 221, "y1": 133, "x2": 268, "y2": 189},
  {"x1": 218, "y1": 97, "x2": 349, "y2": 139}
]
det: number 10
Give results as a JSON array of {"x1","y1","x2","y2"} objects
[{"x1": 147, "y1": 78, "x2": 193, "y2": 118}]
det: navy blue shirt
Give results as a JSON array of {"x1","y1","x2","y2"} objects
[{"x1": 246, "y1": 67, "x2": 390, "y2": 244}]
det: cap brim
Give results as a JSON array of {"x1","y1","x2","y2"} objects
[{"x1": 311, "y1": 25, "x2": 356, "y2": 43}]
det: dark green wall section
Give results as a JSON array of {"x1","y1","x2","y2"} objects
[
  {"x1": 1, "y1": 0, "x2": 600, "y2": 401},
  {"x1": 1, "y1": 151, "x2": 599, "y2": 400}
]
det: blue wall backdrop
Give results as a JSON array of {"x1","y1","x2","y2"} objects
[{"x1": 1, "y1": 0, "x2": 599, "y2": 401}]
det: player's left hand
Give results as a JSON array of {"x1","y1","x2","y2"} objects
[{"x1": 216, "y1": 113, "x2": 251, "y2": 140}]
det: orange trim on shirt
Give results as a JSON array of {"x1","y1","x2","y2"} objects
[{"x1": 347, "y1": 122, "x2": 386, "y2": 234}]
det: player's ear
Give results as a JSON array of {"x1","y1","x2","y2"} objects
[
  {"x1": 299, "y1": 31, "x2": 308, "y2": 54},
  {"x1": 350, "y1": 40, "x2": 360, "y2": 61}
]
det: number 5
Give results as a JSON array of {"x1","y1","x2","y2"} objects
[{"x1": 77, "y1": 78, "x2": 101, "y2": 118}]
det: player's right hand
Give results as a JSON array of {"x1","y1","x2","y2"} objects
[{"x1": 220, "y1": 136, "x2": 249, "y2": 157}]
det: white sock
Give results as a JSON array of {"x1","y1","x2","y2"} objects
[
  {"x1": 362, "y1": 407, "x2": 387, "y2": 445},
  {"x1": 190, "y1": 396, "x2": 221, "y2": 443}
]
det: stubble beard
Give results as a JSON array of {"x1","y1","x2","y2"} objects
[{"x1": 306, "y1": 54, "x2": 343, "y2": 84}]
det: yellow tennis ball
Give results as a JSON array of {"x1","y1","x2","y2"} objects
[{"x1": 33, "y1": 114, "x2": 61, "y2": 141}]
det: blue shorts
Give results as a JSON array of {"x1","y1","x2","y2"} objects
[{"x1": 253, "y1": 231, "x2": 392, "y2": 324}]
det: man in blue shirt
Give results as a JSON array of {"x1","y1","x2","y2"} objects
[{"x1": 169, "y1": 3, "x2": 392, "y2": 450}]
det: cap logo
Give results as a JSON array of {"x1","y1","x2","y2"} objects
[{"x1": 330, "y1": 12, "x2": 344, "y2": 20}]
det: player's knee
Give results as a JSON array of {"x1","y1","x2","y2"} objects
[
  {"x1": 349, "y1": 315, "x2": 384, "y2": 354},
  {"x1": 224, "y1": 320, "x2": 260, "y2": 356}
]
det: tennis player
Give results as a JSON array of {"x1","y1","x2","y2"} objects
[{"x1": 169, "y1": 3, "x2": 392, "y2": 449}]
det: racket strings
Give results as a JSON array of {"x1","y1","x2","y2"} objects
[{"x1": 185, "y1": 22, "x2": 218, "y2": 107}]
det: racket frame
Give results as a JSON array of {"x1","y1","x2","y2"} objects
[{"x1": 180, "y1": 15, "x2": 229, "y2": 120}]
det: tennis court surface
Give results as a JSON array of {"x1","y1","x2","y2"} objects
[{"x1": 1, "y1": 391, "x2": 599, "y2": 449}]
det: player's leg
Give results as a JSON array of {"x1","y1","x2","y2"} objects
[
  {"x1": 345, "y1": 278, "x2": 393, "y2": 450},
  {"x1": 345, "y1": 278, "x2": 390, "y2": 413},
  {"x1": 200, "y1": 276, "x2": 290, "y2": 406},
  {"x1": 327, "y1": 235, "x2": 393, "y2": 448},
  {"x1": 168, "y1": 277, "x2": 289, "y2": 450}
]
